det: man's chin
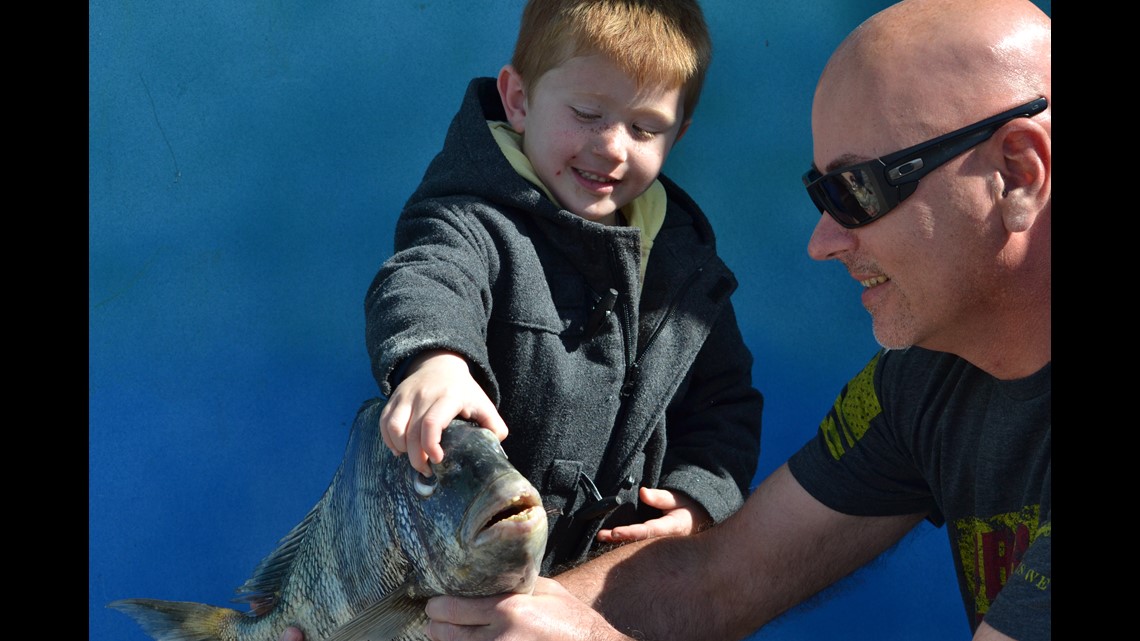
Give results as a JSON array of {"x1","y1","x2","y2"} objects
[{"x1": 870, "y1": 320, "x2": 915, "y2": 351}]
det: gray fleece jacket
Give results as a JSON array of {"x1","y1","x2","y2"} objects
[{"x1": 365, "y1": 77, "x2": 763, "y2": 574}]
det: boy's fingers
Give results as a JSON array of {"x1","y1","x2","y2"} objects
[
  {"x1": 423, "y1": 426, "x2": 446, "y2": 465},
  {"x1": 410, "y1": 451, "x2": 433, "y2": 478},
  {"x1": 485, "y1": 417, "x2": 509, "y2": 442},
  {"x1": 405, "y1": 421, "x2": 432, "y2": 477},
  {"x1": 639, "y1": 487, "x2": 683, "y2": 510},
  {"x1": 418, "y1": 403, "x2": 459, "y2": 467},
  {"x1": 597, "y1": 524, "x2": 650, "y2": 543},
  {"x1": 379, "y1": 402, "x2": 413, "y2": 456},
  {"x1": 464, "y1": 402, "x2": 509, "y2": 441}
]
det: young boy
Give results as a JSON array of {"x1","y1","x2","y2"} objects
[{"x1": 367, "y1": 0, "x2": 763, "y2": 574}]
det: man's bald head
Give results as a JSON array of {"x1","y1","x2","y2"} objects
[{"x1": 815, "y1": 0, "x2": 1050, "y2": 149}]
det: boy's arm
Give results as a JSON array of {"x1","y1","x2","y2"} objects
[
  {"x1": 365, "y1": 206, "x2": 507, "y2": 477},
  {"x1": 365, "y1": 205, "x2": 500, "y2": 405},
  {"x1": 655, "y1": 301, "x2": 763, "y2": 524}
]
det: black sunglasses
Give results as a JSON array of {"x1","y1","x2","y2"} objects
[{"x1": 802, "y1": 96, "x2": 1048, "y2": 229}]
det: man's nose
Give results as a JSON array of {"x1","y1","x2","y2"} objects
[{"x1": 807, "y1": 211, "x2": 856, "y2": 261}]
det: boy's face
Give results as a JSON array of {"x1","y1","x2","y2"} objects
[{"x1": 501, "y1": 54, "x2": 688, "y2": 226}]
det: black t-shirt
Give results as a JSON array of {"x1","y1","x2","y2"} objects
[{"x1": 788, "y1": 347, "x2": 1051, "y2": 639}]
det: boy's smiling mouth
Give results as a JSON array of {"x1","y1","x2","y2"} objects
[{"x1": 575, "y1": 168, "x2": 619, "y2": 184}]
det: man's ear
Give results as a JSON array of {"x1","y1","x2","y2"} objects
[
  {"x1": 995, "y1": 119, "x2": 1051, "y2": 233},
  {"x1": 497, "y1": 65, "x2": 528, "y2": 133}
]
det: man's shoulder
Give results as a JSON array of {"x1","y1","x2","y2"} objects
[{"x1": 873, "y1": 347, "x2": 977, "y2": 400}]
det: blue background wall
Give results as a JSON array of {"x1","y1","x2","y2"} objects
[{"x1": 90, "y1": 1, "x2": 1050, "y2": 639}]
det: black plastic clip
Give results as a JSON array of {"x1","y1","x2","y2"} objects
[
  {"x1": 574, "y1": 472, "x2": 636, "y2": 521},
  {"x1": 585, "y1": 288, "x2": 619, "y2": 338}
]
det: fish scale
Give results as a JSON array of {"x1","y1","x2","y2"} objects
[{"x1": 110, "y1": 398, "x2": 548, "y2": 641}]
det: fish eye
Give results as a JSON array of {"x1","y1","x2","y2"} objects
[{"x1": 412, "y1": 470, "x2": 438, "y2": 498}]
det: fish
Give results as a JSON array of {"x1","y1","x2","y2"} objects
[{"x1": 109, "y1": 397, "x2": 548, "y2": 641}]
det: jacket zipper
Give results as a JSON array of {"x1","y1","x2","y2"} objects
[{"x1": 620, "y1": 263, "x2": 707, "y2": 397}]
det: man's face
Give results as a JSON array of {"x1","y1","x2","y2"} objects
[
  {"x1": 805, "y1": 78, "x2": 1001, "y2": 354},
  {"x1": 512, "y1": 54, "x2": 686, "y2": 226}
]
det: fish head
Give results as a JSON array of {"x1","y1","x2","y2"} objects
[{"x1": 391, "y1": 420, "x2": 548, "y2": 599}]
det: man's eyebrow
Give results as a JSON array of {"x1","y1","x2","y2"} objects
[{"x1": 825, "y1": 153, "x2": 871, "y2": 173}]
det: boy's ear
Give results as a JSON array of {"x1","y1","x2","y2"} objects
[
  {"x1": 675, "y1": 119, "x2": 692, "y2": 145},
  {"x1": 497, "y1": 65, "x2": 528, "y2": 133}
]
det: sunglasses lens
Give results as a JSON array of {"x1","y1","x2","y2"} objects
[{"x1": 805, "y1": 165, "x2": 886, "y2": 228}]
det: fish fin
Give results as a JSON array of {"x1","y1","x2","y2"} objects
[
  {"x1": 109, "y1": 598, "x2": 240, "y2": 641},
  {"x1": 231, "y1": 500, "x2": 325, "y2": 615},
  {"x1": 324, "y1": 583, "x2": 428, "y2": 641}
]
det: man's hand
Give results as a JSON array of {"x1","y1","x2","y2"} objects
[
  {"x1": 272, "y1": 579, "x2": 628, "y2": 641},
  {"x1": 424, "y1": 577, "x2": 631, "y2": 641}
]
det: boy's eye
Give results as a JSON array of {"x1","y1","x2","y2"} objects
[
  {"x1": 570, "y1": 106, "x2": 600, "y2": 121},
  {"x1": 571, "y1": 106, "x2": 661, "y2": 141},
  {"x1": 632, "y1": 124, "x2": 658, "y2": 140}
]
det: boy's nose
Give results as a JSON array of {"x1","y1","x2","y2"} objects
[{"x1": 592, "y1": 125, "x2": 629, "y2": 162}]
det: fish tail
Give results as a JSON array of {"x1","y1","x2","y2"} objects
[{"x1": 108, "y1": 598, "x2": 241, "y2": 641}]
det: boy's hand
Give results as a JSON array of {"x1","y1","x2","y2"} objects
[
  {"x1": 595, "y1": 487, "x2": 711, "y2": 543},
  {"x1": 379, "y1": 349, "x2": 508, "y2": 477}
]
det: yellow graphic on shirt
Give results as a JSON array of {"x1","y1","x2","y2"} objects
[
  {"x1": 821, "y1": 352, "x2": 883, "y2": 460},
  {"x1": 955, "y1": 506, "x2": 1045, "y2": 626}
]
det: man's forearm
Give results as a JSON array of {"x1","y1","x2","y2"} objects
[
  {"x1": 553, "y1": 534, "x2": 740, "y2": 641},
  {"x1": 556, "y1": 539, "x2": 657, "y2": 608},
  {"x1": 550, "y1": 465, "x2": 925, "y2": 641}
]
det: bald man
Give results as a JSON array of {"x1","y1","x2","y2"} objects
[{"x1": 283, "y1": 1, "x2": 1050, "y2": 640}]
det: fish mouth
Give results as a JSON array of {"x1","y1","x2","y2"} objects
[{"x1": 467, "y1": 475, "x2": 546, "y2": 546}]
